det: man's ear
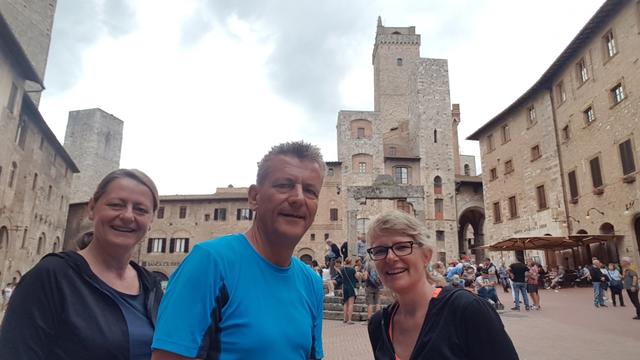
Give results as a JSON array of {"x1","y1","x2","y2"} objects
[{"x1": 248, "y1": 185, "x2": 259, "y2": 211}]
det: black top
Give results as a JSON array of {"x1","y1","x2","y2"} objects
[
  {"x1": 330, "y1": 244, "x2": 341, "y2": 259},
  {"x1": 368, "y1": 287, "x2": 519, "y2": 360},
  {"x1": 340, "y1": 241, "x2": 348, "y2": 258},
  {"x1": 509, "y1": 262, "x2": 529, "y2": 283},
  {"x1": 0, "y1": 251, "x2": 163, "y2": 360}
]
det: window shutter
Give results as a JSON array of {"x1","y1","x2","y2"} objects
[
  {"x1": 184, "y1": 238, "x2": 190, "y2": 253},
  {"x1": 221, "y1": 209, "x2": 226, "y2": 221},
  {"x1": 214, "y1": 209, "x2": 219, "y2": 220},
  {"x1": 161, "y1": 238, "x2": 166, "y2": 253},
  {"x1": 169, "y1": 238, "x2": 175, "y2": 253},
  {"x1": 237, "y1": 209, "x2": 241, "y2": 220},
  {"x1": 147, "y1": 238, "x2": 152, "y2": 253}
]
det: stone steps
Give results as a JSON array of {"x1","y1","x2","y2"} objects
[{"x1": 322, "y1": 288, "x2": 395, "y2": 322}]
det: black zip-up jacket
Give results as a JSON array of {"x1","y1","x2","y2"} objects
[
  {"x1": 0, "y1": 251, "x2": 163, "y2": 360},
  {"x1": 368, "y1": 287, "x2": 519, "y2": 360}
]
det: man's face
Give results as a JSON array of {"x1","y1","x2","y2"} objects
[{"x1": 249, "y1": 155, "x2": 324, "y2": 247}]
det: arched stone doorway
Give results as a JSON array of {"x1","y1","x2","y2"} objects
[
  {"x1": 598, "y1": 222, "x2": 617, "y2": 263},
  {"x1": 458, "y1": 207, "x2": 485, "y2": 263},
  {"x1": 297, "y1": 248, "x2": 315, "y2": 265}
]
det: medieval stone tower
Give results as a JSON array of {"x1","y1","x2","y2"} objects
[
  {"x1": 64, "y1": 109, "x2": 123, "y2": 203},
  {"x1": 332, "y1": 18, "x2": 481, "y2": 263}
]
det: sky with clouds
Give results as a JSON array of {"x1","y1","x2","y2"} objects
[{"x1": 39, "y1": 0, "x2": 605, "y2": 195}]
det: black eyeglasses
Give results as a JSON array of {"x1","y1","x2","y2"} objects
[{"x1": 367, "y1": 241, "x2": 417, "y2": 261}]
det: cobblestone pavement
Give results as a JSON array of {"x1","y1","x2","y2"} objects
[{"x1": 322, "y1": 287, "x2": 640, "y2": 359}]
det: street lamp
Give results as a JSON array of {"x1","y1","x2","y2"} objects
[{"x1": 585, "y1": 207, "x2": 604, "y2": 220}]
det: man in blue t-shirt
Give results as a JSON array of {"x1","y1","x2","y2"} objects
[{"x1": 151, "y1": 141, "x2": 326, "y2": 360}]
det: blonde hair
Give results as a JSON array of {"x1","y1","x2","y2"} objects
[{"x1": 366, "y1": 210, "x2": 436, "y2": 284}]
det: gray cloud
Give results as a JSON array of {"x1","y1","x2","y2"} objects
[
  {"x1": 181, "y1": 0, "x2": 376, "y2": 135},
  {"x1": 45, "y1": 0, "x2": 137, "y2": 94}
]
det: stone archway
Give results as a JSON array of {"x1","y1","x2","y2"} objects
[{"x1": 458, "y1": 206, "x2": 485, "y2": 263}]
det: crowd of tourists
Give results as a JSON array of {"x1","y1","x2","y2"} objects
[{"x1": 0, "y1": 139, "x2": 637, "y2": 359}]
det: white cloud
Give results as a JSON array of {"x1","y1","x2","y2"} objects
[{"x1": 39, "y1": 0, "x2": 606, "y2": 193}]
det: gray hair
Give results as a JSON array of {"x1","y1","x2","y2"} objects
[
  {"x1": 256, "y1": 141, "x2": 326, "y2": 185},
  {"x1": 621, "y1": 257, "x2": 632, "y2": 264}
]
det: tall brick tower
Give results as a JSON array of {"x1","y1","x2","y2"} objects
[
  {"x1": 63, "y1": 108, "x2": 123, "y2": 203},
  {"x1": 0, "y1": 0, "x2": 57, "y2": 104}
]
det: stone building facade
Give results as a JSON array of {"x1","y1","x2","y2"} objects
[
  {"x1": 0, "y1": 0, "x2": 57, "y2": 105},
  {"x1": 0, "y1": 11, "x2": 79, "y2": 287},
  {"x1": 64, "y1": 108, "x2": 123, "y2": 204},
  {"x1": 469, "y1": 0, "x2": 640, "y2": 266}
]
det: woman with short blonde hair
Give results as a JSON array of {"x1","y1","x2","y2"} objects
[{"x1": 366, "y1": 210, "x2": 518, "y2": 359}]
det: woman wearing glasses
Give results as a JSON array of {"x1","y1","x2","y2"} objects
[{"x1": 366, "y1": 211, "x2": 518, "y2": 359}]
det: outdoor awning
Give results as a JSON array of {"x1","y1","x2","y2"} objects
[{"x1": 481, "y1": 234, "x2": 624, "y2": 251}]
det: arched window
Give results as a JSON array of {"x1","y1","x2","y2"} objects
[
  {"x1": 434, "y1": 129, "x2": 438, "y2": 143},
  {"x1": 47, "y1": 185, "x2": 52, "y2": 201},
  {"x1": 0, "y1": 226, "x2": 9, "y2": 252},
  {"x1": 599, "y1": 223, "x2": 615, "y2": 235},
  {"x1": 8, "y1": 162, "x2": 17, "y2": 188},
  {"x1": 32, "y1": 172, "x2": 38, "y2": 190},
  {"x1": 37, "y1": 233, "x2": 46, "y2": 255},
  {"x1": 52, "y1": 236, "x2": 60, "y2": 253},
  {"x1": 464, "y1": 164, "x2": 470, "y2": 176},
  {"x1": 434, "y1": 176, "x2": 443, "y2": 195}
]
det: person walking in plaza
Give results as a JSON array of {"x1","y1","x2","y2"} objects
[
  {"x1": 498, "y1": 262, "x2": 511, "y2": 293},
  {"x1": 341, "y1": 257, "x2": 359, "y2": 324},
  {"x1": 588, "y1": 260, "x2": 608, "y2": 308},
  {"x1": 357, "y1": 237, "x2": 367, "y2": 261},
  {"x1": 509, "y1": 257, "x2": 530, "y2": 311},
  {"x1": 151, "y1": 141, "x2": 326, "y2": 360},
  {"x1": 620, "y1": 257, "x2": 640, "y2": 319},
  {"x1": 325, "y1": 239, "x2": 340, "y2": 267},
  {"x1": 527, "y1": 260, "x2": 541, "y2": 310},
  {"x1": 366, "y1": 211, "x2": 518, "y2": 359},
  {"x1": 0, "y1": 169, "x2": 164, "y2": 360},
  {"x1": 605, "y1": 262, "x2": 624, "y2": 307},
  {"x1": 362, "y1": 256, "x2": 383, "y2": 320}
]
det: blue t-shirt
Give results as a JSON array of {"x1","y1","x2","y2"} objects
[{"x1": 152, "y1": 234, "x2": 324, "y2": 359}]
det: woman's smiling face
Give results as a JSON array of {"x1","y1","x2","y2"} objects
[{"x1": 370, "y1": 232, "x2": 431, "y2": 295}]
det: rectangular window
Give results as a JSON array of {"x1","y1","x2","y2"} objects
[
  {"x1": 504, "y1": 160, "x2": 513, "y2": 174},
  {"x1": 204, "y1": 214, "x2": 210, "y2": 221},
  {"x1": 179, "y1": 206, "x2": 187, "y2": 219},
  {"x1": 157, "y1": 206, "x2": 165, "y2": 219},
  {"x1": 214, "y1": 208, "x2": 227, "y2": 221},
  {"x1": 604, "y1": 30, "x2": 617, "y2": 58},
  {"x1": 556, "y1": 81, "x2": 566, "y2": 104},
  {"x1": 490, "y1": 168, "x2": 497, "y2": 181},
  {"x1": 619, "y1": 139, "x2": 636, "y2": 175},
  {"x1": 527, "y1": 105, "x2": 536, "y2": 125},
  {"x1": 584, "y1": 106, "x2": 595, "y2": 124},
  {"x1": 487, "y1": 134, "x2": 495, "y2": 152},
  {"x1": 493, "y1": 202, "x2": 501, "y2": 223},
  {"x1": 148, "y1": 238, "x2": 166, "y2": 253},
  {"x1": 330, "y1": 208, "x2": 338, "y2": 221},
  {"x1": 590, "y1": 156, "x2": 603, "y2": 188},
  {"x1": 357, "y1": 127, "x2": 365, "y2": 138},
  {"x1": 536, "y1": 185, "x2": 547, "y2": 210},
  {"x1": 562, "y1": 125, "x2": 570, "y2": 141},
  {"x1": 611, "y1": 83, "x2": 625, "y2": 105},
  {"x1": 436, "y1": 230, "x2": 445, "y2": 242},
  {"x1": 327, "y1": 168, "x2": 334, "y2": 176},
  {"x1": 394, "y1": 167, "x2": 409, "y2": 184},
  {"x1": 310, "y1": 233, "x2": 316, "y2": 241},
  {"x1": 501, "y1": 124, "x2": 510, "y2": 143},
  {"x1": 237, "y1": 208, "x2": 253, "y2": 220},
  {"x1": 389, "y1": 146, "x2": 397, "y2": 156},
  {"x1": 397, "y1": 200, "x2": 412, "y2": 214},
  {"x1": 358, "y1": 162, "x2": 367, "y2": 174},
  {"x1": 324, "y1": 233, "x2": 330, "y2": 241},
  {"x1": 576, "y1": 58, "x2": 589, "y2": 83},
  {"x1": 7, "y1": 82, "x2": 18, "y2": 114},
  {"x1": 508, "y1": 196, "x2": 518, "y2": 219},
  {"x1": 568, "y1": 171, "x2": 579, "y2": 200},
  {"x1": 531, "y1": 145, "x2": 541, "y2": 161},
  {"x1": 15, "y1": 118, "x2": 27, "y2": 149},
  {"x1": 434, "y1": 199, "x2": 444, "y2": 220},
  {"x1": 170, "y1": 238, "x2": 189, "y2": 253}
]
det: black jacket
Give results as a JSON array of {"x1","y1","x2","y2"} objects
[
  {"x1": 368, "y1": 287, "x2": 518, "y2": 360},
  {"x1": 0, "y1": 251, "x2": 163, "y2": 360}
]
